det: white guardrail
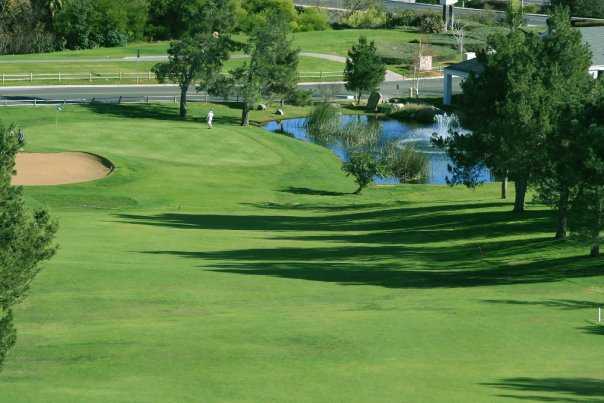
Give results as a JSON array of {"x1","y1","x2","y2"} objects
[{"x1": 0, "y1": 71, "x2": 344, "y2": 85}]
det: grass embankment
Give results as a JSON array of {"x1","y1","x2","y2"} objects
[
  {"x1": 0, "y1": 26, "x2": 505, "y2": 86},
  {"x1": 0, "y1": 103, "x2": 601, "y2": 402}
]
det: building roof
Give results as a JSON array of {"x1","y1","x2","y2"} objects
[
  {"x1": 579, "y1": 26, "x2": 604, "y2": 66},
  {"x1": 445, "y1": 26, "x2": 604, "y2": 75}
]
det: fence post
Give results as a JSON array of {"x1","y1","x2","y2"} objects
[
  {"x1": 30, "y1": 73, "x2": 33, "y2": 83},
  {"x1": 33, "y1": 98, "x2": 36, "y2": 107},
  {"x1": 58, "y1": 72, "x2": 61, "y2": 82},
  {"x1": 146, "y1": 96, "x2": 149, "y2": 103},
  {"x1": 148, "y1": 71, "x2": 151, "y2": 80},
  {"x1": 173, "y1": 96, "x2": 177, "y2": 103},
  {"x1": 118, "y1": 96, "x2": 122, "y2": 104},
  {"x1": 89, "y1": 72, "x2": 92, "y2": 82},
  {"x1": 2, "y1": 73, "x2": 4, "y2": 85},
  {"x1": 119, "y1": 72, "x2": 122, "y2": 81}
]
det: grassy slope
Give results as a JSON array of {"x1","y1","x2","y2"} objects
[
  {"x1": 0, "y1": 27, "x2": 505, "y2": 85},
  {"x1": 0, "y1": 104, "x2": 602, "y2": 402}
]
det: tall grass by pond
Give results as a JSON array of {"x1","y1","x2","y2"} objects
[{"x1": 304, "y1": 103, "x2": 429, "y2": 183}]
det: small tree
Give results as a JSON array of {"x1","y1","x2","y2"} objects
[
  {"x1": 208, "y1": 10, "x2": 299, "y2": 126},
  {"x1": 0, "y1": 124, "x2": 57, "y2": 371},
  {"x1": 342, "y1": 151, "x2": 384, "y2": 194},
  {"x1": 153, "y1": 33, "x2": 233, "y2": 119},
  {"x1": 344, "y1": 36, "x2": 385, "y2": 104}
]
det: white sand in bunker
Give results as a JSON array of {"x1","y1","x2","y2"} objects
[{"x1": 12, "y1": 152, "x2": 113, "y2": 186}]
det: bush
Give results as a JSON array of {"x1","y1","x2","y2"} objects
[
  {"x1": 296, "y1": 7, "x2": 330, "y2": 32},
  {"x1": 384, "y1": 145, "x2": 429, "y2": 184},
  {"x1": 385, "y1": 10, "x2": 417, "y2": 28},
  {"x1": 343, "y1": 7, "x2": 387, "y2": 28},
  {"x1": 342, "y1": 151, "x2": 382, "y2": 194},
  {"x1": 384, "y1": 103, "x2": 439, "y2": 124},
  {"x1": 418, "y1": 13, "x2": 444, "y2": 33},
  {"x1": 286, "y1": 89, "x2": 314, "y2": 106}
]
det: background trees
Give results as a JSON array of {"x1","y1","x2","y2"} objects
[
  {"x1": 344, "y1": 36, "x2": 386, "y2": 104},
  {"x1": 550, "y1": 0, "x2": 604, "y2": 18},
  {"x1": 152, "y1": 0, "x2": 238, "y2": 119},
  {"x1": 208, "y1": 10, "x2": 299, "y2": 126},
  {"x1": 0, "y1": 124, "x2": 57, "y2": 370}
]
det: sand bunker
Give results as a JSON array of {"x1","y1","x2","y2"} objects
[{"x1": 12, "y1": 152, "x2": 113, "y2": 186}]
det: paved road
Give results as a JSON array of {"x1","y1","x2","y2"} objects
[{"x1": 0, "y1": 76, "x2": 463, "y2": 103}]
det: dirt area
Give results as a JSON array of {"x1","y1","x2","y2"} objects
[{"x1": 12, "y1": 152, "x2": 113, "y2": 186}]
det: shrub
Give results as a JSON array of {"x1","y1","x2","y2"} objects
[
  {"x1": 385, "y1": 103, "x2": 438, "y2": 124},
  {"x1": 296, "y1": 7, "x2": 330, "y2": 32},
  {"x1": 343, "y1": 7, "x2": 387, "y2": 28},
  {"x1": 286, "y1": 89, "x2": 314, "y2": 106},
  {"x1": 385, "y1": 10, "x2": 417, "y2": 28},
  {"x1": 418, "y1": 13, "x2": 444, "y2": 33},
  {"x1": 384, "y1": 145, "x2": 429, "y2": 184},
  {"x1": 342, "y1": 151, "x2": 382, "y2": 194}
]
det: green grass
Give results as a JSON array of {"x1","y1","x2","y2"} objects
[
  {"x1": 0, "y1": 103, "x2": 602, "y2": 402},
  {"x1": 0, "y1": 57, "x2": 344, "y2": 86},
  {"x1": 0, "y1": 27, "x2": 514, "y2": 87}
]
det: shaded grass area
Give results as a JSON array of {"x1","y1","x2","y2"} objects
[{"x1": 0, "y1": 103, "x2": 601, "y2": 402}]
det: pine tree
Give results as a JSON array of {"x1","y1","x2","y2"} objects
[
  {"x1": 0, "y1": 124, "x2": 57, "y2": 371},
  {"x1": 536, "y1": 6, "x2": 593, "y2": 240},
  {"x1": 438, "y1": 28, "x2": 550, "y2": 213}
]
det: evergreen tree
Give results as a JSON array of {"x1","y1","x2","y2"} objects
[
  {"x1": 344, "y1": 37, "x2": 385, "y2": 104},
  {"x1": 0, "y1": 124, "x2": 57, "y2": 371},
  {"x1": 535, "y1": 7, "x2": 593, "y2": 240},
  {"x1": 437, "y1": 28, "x2": 551, "y2": 213}
]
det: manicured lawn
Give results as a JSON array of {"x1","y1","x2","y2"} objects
[
  {"x1": 0, "y1": 103, "x2": 601, "y2": 402},
  {"x1": 0, "y1": 27, "x2": 512, "y2": 86},
  {"x1": 0, "y1": 57, "x2": 344, "y2": 86}
]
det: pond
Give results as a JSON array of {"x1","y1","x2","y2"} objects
[{"x1": 264, "y1": 115, "x2": 492, "y2": 185}]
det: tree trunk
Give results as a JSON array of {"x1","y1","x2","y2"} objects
[
  {"x1": 591, "y1": 244, "x2": 600, "y2": 257},
  {"x1": 357, "y1": 90, "x2": 362, "y2": 105},
  {"x1": 241, "y1": 103, "x2": 250, "y2": 126},
  {"x1": 501, "y1": 176, "x2": 508, "y2": 199},
  {"x1": 353, "y1": 185, "x2": 363, "y2": 195},
  {"x1": 513, "y1": 179, "x2": 527, "y2": 213},
  {"x1": 179, "y1": 85, "x2": 188, "y2": 119},
  {"x1": 555, "y1": 185, "x2": 569, "y2": 240}
]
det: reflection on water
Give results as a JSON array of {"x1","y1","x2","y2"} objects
[{"x1": 264, "y1": 115, "x2": 492, "y2": 185}]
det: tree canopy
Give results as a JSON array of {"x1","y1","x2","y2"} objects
[{"x1": 344, "y1": 36, "x2": 386, "y2": 104}]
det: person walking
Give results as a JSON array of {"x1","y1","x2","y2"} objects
[{"x1": 207, "y1": 110, "x2": 214, "y2": 129}]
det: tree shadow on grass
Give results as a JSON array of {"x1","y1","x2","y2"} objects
[
  {"x1": 140, "y1": 249, "x2": 601, "y2": 289},
  {"x1": 578, "y1": 324, "x2": 604, "y2": 336},
  {"x1": 82, "y1": 102, "x2": 242, "y2": 126},
  {"x1": 481, "y1": 299, "x2": 602, "y2": 310},
  {"x1": 117, "y1": 201, "x2": 602, "y2": 289},
  {"x1": 483, "y1": 377, "x2": 604, "y2": 402},
  {"x1": 117, "y1": 205, "x2": 553, "y2": 246},
  {"x1": 279, "y1": 186, "x2": 351, "y2": 196}
]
